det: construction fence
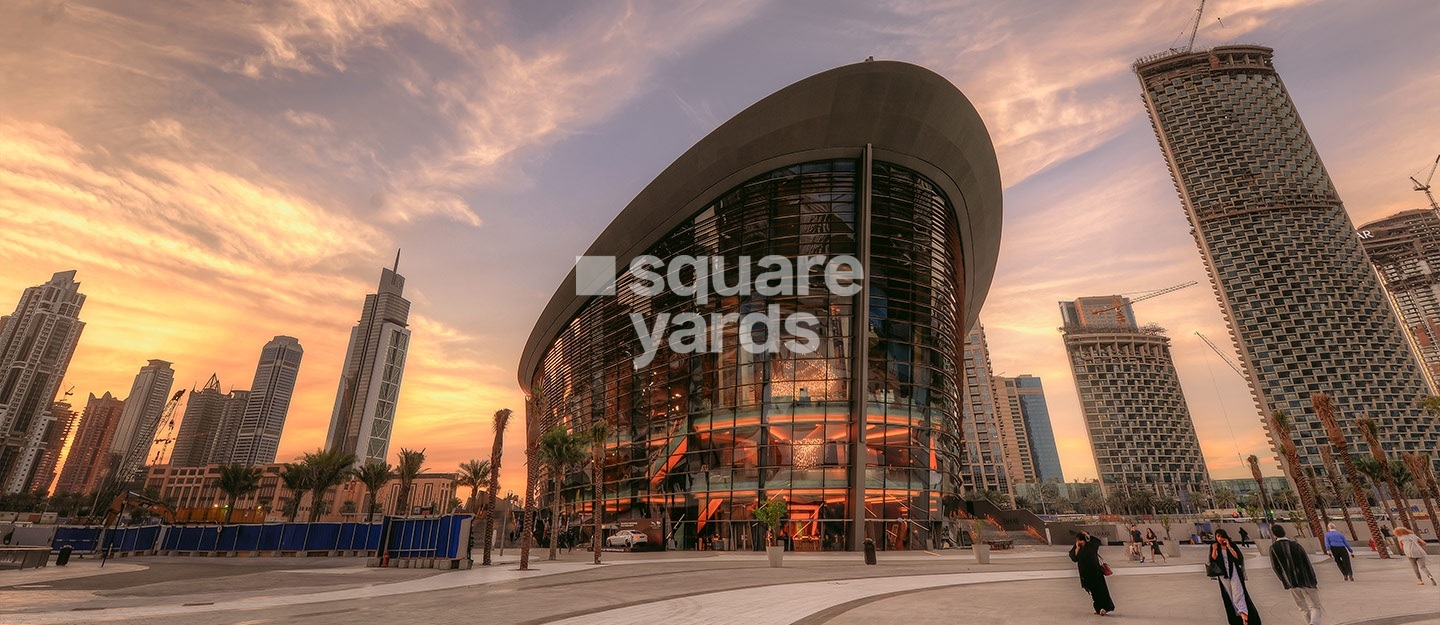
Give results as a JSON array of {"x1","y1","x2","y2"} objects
[{"x1": 47, "y1": 514, "x2": 472, "y2": 562}]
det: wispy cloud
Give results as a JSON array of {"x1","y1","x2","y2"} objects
[
  {"x1": 0, "y1": 0, "x2": 769, "y2": 490},
  {"x1": 2, "y1": 0, "x2": 1431, "y2": 492}
]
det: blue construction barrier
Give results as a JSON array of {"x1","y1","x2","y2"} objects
[
  {"x1": 102, "y1": 525, "x2": 162, "y2": 553},
  {"x1": 52, "y1": 526, "x2": 100, "y2": 552},
  {"x1": 49, "y1": 517, "x2": 461, "y2": 557},
  {"x1": 380, "y1": 515, "x2": 471, "y2": 559}
]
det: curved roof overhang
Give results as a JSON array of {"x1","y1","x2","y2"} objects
[{"x1": 518, "y1": 60, "x2": 1003, "y2": 392}]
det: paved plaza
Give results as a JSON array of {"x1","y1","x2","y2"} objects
[{"x1": 0, "y1": 545, "x2": 1435, "y2": 624}]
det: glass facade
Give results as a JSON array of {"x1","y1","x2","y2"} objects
[{"x1": 531, "y1": 158, "x2": 966, "y2": 551}]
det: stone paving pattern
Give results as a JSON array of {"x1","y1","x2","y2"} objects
[{"x1": 0, "y1": 545, "x2": 1434, "y2": 624}]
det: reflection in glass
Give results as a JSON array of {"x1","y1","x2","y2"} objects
[{"x1": 532, "y1": 159, "x2": 963, "y2": 551}]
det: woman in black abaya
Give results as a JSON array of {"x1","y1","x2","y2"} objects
[
  {"x1": 1209, "y1": 529, "x2": 1262, "y2": 625},
  {"x1": 1069, "y1": 531, "x2": 1115, "y2": 616}
]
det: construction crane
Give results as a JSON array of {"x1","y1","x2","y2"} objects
[
  {"x1": 149, "y1": 389, "x2": 187, "y2": 465},
  {"x1": 1412, "y1": 154, "x2": 1440, "y2": 211},
  {"x1": 1194, "y1": 330, "x2": 1253, "y2": 470},
  {"x1": 1182, "y1": 0, "x2": 1207, "y2": 53},
  {"x1": 1088, "y1": 281, "x2": 1198, "y2": 326},
  {"x1": 1195, "y1": 331, "x2": 1247, "y2": 378}
]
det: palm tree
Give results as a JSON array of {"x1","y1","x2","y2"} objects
[
  {"x1": 456, "y1": 459, "x2": 491, "y2": 513},
  {"x1": 304, "y1": 448, "x2": 357, "y2": 522},
  {"x1": 393, "y1": 448, "x2": 427, "y2": 517},
  {"x1": 1421, "y1": 396, "x2": 1440, "y2": 420},
  {"x1": 589, "y1": 423, "x2": 609, "y2": 566},
  {"x1": 1036, "y1": 482, "x2": 1060, "y2": 515},
  {"x1": 1320, "y1": 445, "x2": 1361, "y2": 540},
  {"x1": 483, "y1": 408, "x2": 512, "y2": 566},
  {"x1": 1403, "y1": 453, "x2": 1440, "y2": 537},
  {"x1": 1306, "y1": 466, "x2": 1330, "y2": 523},
  {"x1": 1271, "y1": 410, "x2": 1322, "y2": 537},
  {"x1": 1214, "y1": 486, "x2": 1238, "y2": 510},
  {"x1": 521, "y1": 386, "x2": 543, "y2": 571},
  {"x1": 1357, "y1": 417, "x2": 1412, "y2": 528},
  {"x1": 213, "y1": 464, "x2": 262, "y2": 524},
  {"x1": 1130, "y1": 490, "x2": 1157, "y2": 515},
  {"x1": 1272, "y1": 485, "x2": 1299, "y2": 511},
  {"x1": 1247, "y1": 455, "x2": 1273, "y2": 519},
  {"x1": 1313, "y1": 392, "x2": 1389, "y2": 558},
  {"x1": 280, "y1": 462, "x2": 313, "y2": 522},
  {"x1": 1354, "y1": 456, "x2": 1389, "y2": 506},
  {"x1": 352, "y1": 461, "x2": 394, "y2": 523},
  {"x1": 1388, "y1": 459, "x2": 1415, "y2": 520},
  {"x1": 538, "y1": 426, "x2": 588, "y2": 561},
  {"x1": 1104, "y1": 491, "x2": 1129, "y2": 515}
]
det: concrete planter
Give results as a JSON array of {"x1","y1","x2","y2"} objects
[
  {"x1": 973, "y1": 544, "x2": 991, "y2": 564},
  {"x1": 766, "y1": 546, "x2": 784, "y2": 568},
  {"x1": 1297, "y1": 537, "x2": 1322, "y2": 554},
  {"x1": 1256, "y1": 538, "x2": 1272, "y2": 556},
  {"x1": 1165, "y1": 540, "x2": 1181, "y2": 557}
]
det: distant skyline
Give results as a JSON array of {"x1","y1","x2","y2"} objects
[{"x1": 2, "y1": 1, "x2": 1437, "y2": 495}]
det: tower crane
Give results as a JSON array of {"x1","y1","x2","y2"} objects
[
  {"x1": 149, "y1": 389, "x2": 187, "y2": 465},
  {"x1": 1088, "y1": 281, "x2": 1198, "y2": 326},
  {"x1": 1412, "y1": 154, "x2": 1439, "y2": 211},
  {"x1": 1182, "y1": 0, "x2": 1206, "y2": 53},
  {"x1": 1195, "y1": 331, "x2": 1247, "y2": 378}
]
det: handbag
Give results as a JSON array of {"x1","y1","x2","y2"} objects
[
  {"x1": 1100, "y1": 555, "x2": 1113, "y2": 576},
  {"x1": 1206, "y1": 559, "x2": 1227, "y2": 578}
]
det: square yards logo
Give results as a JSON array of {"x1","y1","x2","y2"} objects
[{"x1": 577, "y1": 255, "x2": 863, "y2": 368}]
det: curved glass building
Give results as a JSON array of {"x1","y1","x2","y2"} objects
[{"x1": 520, "y1": 61, "x2": 1002, "y2": 551}]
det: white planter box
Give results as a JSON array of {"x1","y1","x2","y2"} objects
[
  {"x1": 766, "y1": 545, "x2": 784, "y2": 568},
  {"x1": 973, "y1": 544, "x2": 991, "y2": 564}
]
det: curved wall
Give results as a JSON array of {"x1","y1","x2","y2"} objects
[{"x1": 521, "y1": 61, "x2": 1002, "y2": 551}]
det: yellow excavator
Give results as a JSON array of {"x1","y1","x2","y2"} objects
[{"x1": 85, "y1": 491, "x2": 176, "y2": 527}]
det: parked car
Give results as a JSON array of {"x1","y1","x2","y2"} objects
[{"x1": 607, "y1": 529, "x2": 648, "y2": 549}]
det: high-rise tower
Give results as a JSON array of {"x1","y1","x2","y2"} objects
[
  {"x1": 1060, "y1": 296, "x2": 1212, "y2": 508},
  {"x1": 960, "y1": 324, "x2": 1011, "y2": 499},
  {"x1": 212, "y1": 389, "x2": 249, "y2": 464},
  {"x1": 233, "y1": 336, "x2": 302, "y2": 465},
  {"x1": 995, "y1": 375, "x2": 1065, "y2": 484},
  {"x1": 1136, "y1": 46, "x2": 1438, "y2": 472},
  {"x1": 28, "y1": 400, "x2": 78, "y2": 495},
  {"x1": 109, "y1": 360, "x2": 175, "y2": 483},
  {"x1": 326, "y1": 261, "x2": 410, "y2": 464},
  {"x1": 56, "y1": 392, "x2": 124, "y2": 494},
  {"x1": 0, "y1": 270, "x2": 86, "y2": 494},
  {"x1": 1358, "y1": 209, "x2": 1440, "y2": 393},
  {"x1": 171, "y1": 374, "x2": 248, "y2": 466}
]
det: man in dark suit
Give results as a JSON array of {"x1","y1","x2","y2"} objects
[{"x1": 1269, "y1": 524, "x2": 1323, "y2": 625}]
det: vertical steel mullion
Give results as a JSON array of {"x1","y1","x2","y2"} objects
[{"x1": 849, "y1": 145, "x2": 873, "y2": 551}]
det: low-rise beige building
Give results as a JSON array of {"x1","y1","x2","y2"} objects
[{"x1": 144, "y1": 463, "x2": 459, "y2": 523}]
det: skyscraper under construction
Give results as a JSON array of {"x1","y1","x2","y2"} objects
[{"x1": 1135, "y1": 45, "x2": 1438, "y2": 472}]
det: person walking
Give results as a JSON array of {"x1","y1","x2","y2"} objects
[
  {"x1": 1129, "y1": 524, "x2": 1146, "y2": 563},
  {"x1": 1269, "y1": 525, "x2": 1323, "y2": 625},
  {"x1": 1322, "y1": 523, "x2": 1355, "y2": 581},
  {"x1": 1394, "y1": 527, "x2": 1437, "y2": 586},
  {"x1": 1146, "y1": 527, "x2": 1168, "y2": 563},
  {"x1": 1210, "y1": 529, "x2": 1262, "y2": 625},
  {"x1": 1069, "y1": 531, "x2": 1116, "y2": 616},
  {"x1": 1239, "y1": 527, "x2": 1252, "y2": 547}
]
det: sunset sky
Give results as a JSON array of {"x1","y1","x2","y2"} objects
[{"x1": 2, "y1": 0, "x2": 1436, "y2": 496}]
